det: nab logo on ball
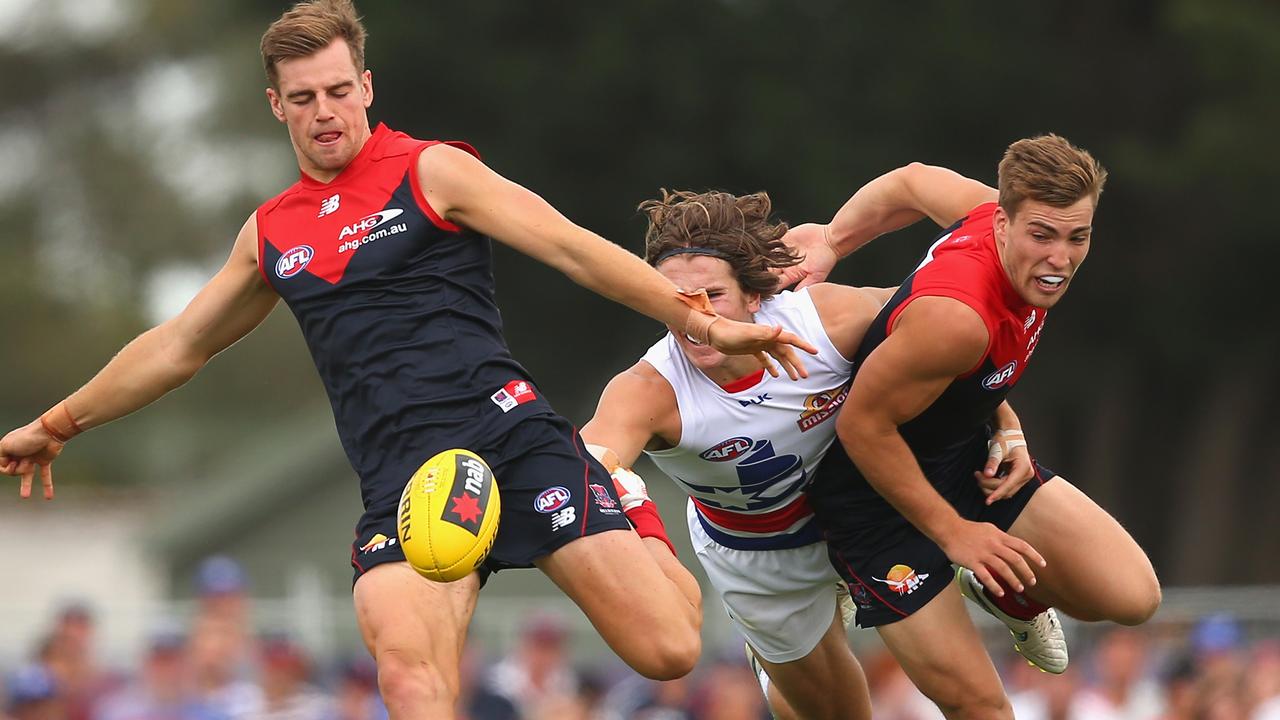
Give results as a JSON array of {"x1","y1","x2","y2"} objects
[
  {"x1": 981, "y1": 361, "x2": 1018, "y2": 390},
  {"x1": 275, "y1": 245, "x2": 314, "y2": 279},
  {"x1": 441, "y1": 454, "x2": 493, "y2": 534},
  {"x1": 534, "y1": 486, "x2": 571, "y2": 514},
  {"x1": 699, "y1": 437, "x2": 753, "y2": 463}
]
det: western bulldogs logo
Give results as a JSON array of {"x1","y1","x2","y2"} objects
[
  {"x1": 699, "y1": 437, "x2": 753, "y2": 462},
  {"x1": 275, "y1": 245, "x2": 314, "y2": 279},
  {"x1": 535, "y1": 486, "x2": 572, "y2": 514},
  {"x1": 981, "y1": 361, "x2": 1018, "y2": 390}
]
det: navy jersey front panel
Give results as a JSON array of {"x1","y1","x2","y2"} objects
[{"x1": 257, "y1": 124, "x2": 551, "y2": 514}]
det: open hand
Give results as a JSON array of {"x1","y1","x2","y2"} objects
[{"x1": 708, "y1": 319, "x2": 818, "y2": 380}]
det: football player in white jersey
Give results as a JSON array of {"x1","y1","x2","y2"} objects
[{"x1": 581, "y1": 189, "x2": 894, "y2": 720}]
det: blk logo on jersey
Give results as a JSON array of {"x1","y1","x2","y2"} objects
[
  {"x1": 441, "y1": 454, "x2": 492, "y2": 533},
  {"x1": 534, "y1": 486, "x2": 571, "y2": 514},
  {"x1": 275, "y1": 245, "x2": 315, "y2": 279},
  {"x1": 981, "y1": 361, "x2": 1018, "y2": 390},
  {"x1": 699, "y1": 437, "x2": 753, "y2": 462},
  {"x1": 737, "y1": 393, "x2": 772, "y2": 407}
]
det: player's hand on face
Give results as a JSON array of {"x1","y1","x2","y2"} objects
[
  {"x1": 974, "y1": 429, "x2": 1033, "y2": 504},
  {"x1": 938, "y1": 519, "x2": 1044, "y2": 597},
  {"x1": 707, "y1": 319, "x2": 818, "y2": 380},
  {"x1": 0, "y1": 422, "x2": 64, "y2": 500},
  {"x1": 775, "y1": 223, "x2": 839, "y2": 291}
]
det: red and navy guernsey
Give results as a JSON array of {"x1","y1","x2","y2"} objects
[
  {"x1": 813, "y1": 202, "x2": 1048, "y2": 500},
  {"x1": 256, "y1": 124, "x2": 551, "y2": 517}
]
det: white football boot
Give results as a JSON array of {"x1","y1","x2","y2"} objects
[{"x1": 957, "y1": 566, "x2": 1068, "y2": 674}]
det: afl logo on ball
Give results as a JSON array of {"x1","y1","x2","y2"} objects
[
  {"x1": 534, "y1": 487, "x2": 571, "y2": 514},
  {"x1": 981, "y1": 361, "x2": 1018, "y2": 390},
  {"x1": 275, "y1": 245, "x2": 314, "y2": 279}
]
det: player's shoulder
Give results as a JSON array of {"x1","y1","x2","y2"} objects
[
  {"x1": 612, "y1": 360, "x2": 675, "y2": 396},
  {"x1": 806, "y1": 283, "x2": 887, "y2": 358},
  {"x1": 256, "y1": 181, "x2": 307, "y2": 219}
]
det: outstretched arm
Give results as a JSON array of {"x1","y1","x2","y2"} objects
[
  {"x1": 417, "y1": 144, "x2": 817, "y2": 378},
  {"x1": 581, "y1": 364, "x2": 699, "y2": 613},
  {"x1": 780, "y1": 163, "x2": 997, "y2": 289},
  {"x1": 1, "y1": 215, "x2": 279, "y2": 497},
  {"x1": 835, "y1": 296, "x2": 1044, "y2": 596}
]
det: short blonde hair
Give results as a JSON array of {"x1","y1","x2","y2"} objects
[
  {"x1": 998, "y1": 134, "x2": 1108, "y2": 217},
  {"x1": 260, "y1": 0, "x2": 366, "y2": 88}
]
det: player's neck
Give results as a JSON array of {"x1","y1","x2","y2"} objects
[{"x1": 703, "y1": 356, "x2": 767, "y2": 388}]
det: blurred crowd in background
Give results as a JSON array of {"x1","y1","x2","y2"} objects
[{"x1": 4, "y1": 558, "x2": 1279, "y2": 720}]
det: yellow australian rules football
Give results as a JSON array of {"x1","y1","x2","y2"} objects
[{"x1": 397, "y1": 448, "x2": 501, "y2": 582}]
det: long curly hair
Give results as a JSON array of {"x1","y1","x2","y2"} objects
[{"x1": 639, "y1": 189, "x2": 800, "y2": 299}]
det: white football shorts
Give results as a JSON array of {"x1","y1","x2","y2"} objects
[{"x1": 687, "y1": 499, "x2": 842, "y2": 663}]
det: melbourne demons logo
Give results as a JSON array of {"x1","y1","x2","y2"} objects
[
  {"x1": 275, "y1": 245, "x2": 314, "y2": 279},
  {"x1": 982, "y1": 361, "x2": 1018, "y2": 390}
]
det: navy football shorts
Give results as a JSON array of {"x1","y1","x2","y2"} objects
[
  {"x1": 810, "y1": 439, "x2": 1057, "y2": 628},
  {"x1": 350, "y1": 412, "x2": 631, "y2": 585}
]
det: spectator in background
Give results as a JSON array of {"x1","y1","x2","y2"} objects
[
  {"x1": 1074, "y1": 627, "x2": 1164, "y2": 719},
  {"x1": 1247, "y1": 641, "x2": 1280, "y2": 720},
  {"x1": 41, "y1": 601, "x2": 117, "y2": 720},
  {"x1": 599, "y1": 674, "x2": 692, "y2": 720},
  {"x1": 188, "y1": 557, "x2": 259, "y2": 720},
  {"x1": 456, "y1": 646, "x2": 516, "y2": 720},
  {"x1": 6, "y1": 665, "x2": 65, "y2": 720},
  {"x1": 685, "y1": 653, "x2": 767, "y2": 720},
  {"x1": 486, "y1": 614, "x2": 579, "y2": 718},
  {"x1": 252, "y1": 635, "x2": 331, "y2": 720},
  {"x1": 324, "y1": 659, "x2": 385, "y2": 720},
  {"x1": 1154, "y1": 653, "x2": 1197, "y2": 720},
  {"x1": 94, "y1": 624, "x2": 215, "y2": 720}
]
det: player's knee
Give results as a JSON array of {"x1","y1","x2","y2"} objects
[
  {"x1": 375, "y1": 647, "x2": 456, "y2": 712},
  {"x1": 1114, "y1": 575, "x2": 1162, "y2": 626},
  {"x1": 931, "y1": 685, "x2": 1011, "y2": 720},
  {"x1": 632, "y1": 630, "x2": 700, "y2": 680}
]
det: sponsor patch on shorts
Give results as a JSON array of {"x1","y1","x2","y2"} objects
[{"x1": 491, "y1": 379, "x2": 538, "y2": 413}]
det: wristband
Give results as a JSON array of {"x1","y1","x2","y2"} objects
[{"x1": 40, "y1": 402, "x2": 83, "y2": 443}]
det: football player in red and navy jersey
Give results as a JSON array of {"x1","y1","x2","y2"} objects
[
  {"x1": 780, "y1": 135, "x2": 1161, "y2": 718},
  {"x1": 0, "y1": 2, "x2": 819, "y2": 718}
]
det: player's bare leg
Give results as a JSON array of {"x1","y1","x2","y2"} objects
[
  {"x1": 353, "y1": 564, "x2": 480, "y2": 720},
  {"x1": 877, "y1": 584, "x2": 1012, "y2": 720},
  {"x1": 752, "y1": 609, "x2": 872, "y2": 720},
  {"x1": 1008, "y1": 476, "x2": 1160, "y2": 625},
  {"x1": 535, "y1": 528, "x2": 701, "y2": 680}
]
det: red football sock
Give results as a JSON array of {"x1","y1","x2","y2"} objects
[
  {"x1": 624, "y1": 502, "x2": 677, "y2": 557},
  {"x1": 984, "y1": 574, "x2": 1051, "y2": 620}
]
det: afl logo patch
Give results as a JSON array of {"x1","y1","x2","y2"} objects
[
  {"x1": 981, "y1": 361, "x2": 1018, "y2": 390},
  {"x1": 534, "y1": 486, "x2": 572, "y2": 514},
  {"x1": 699, "y1": 437, "x2": 753, "y2": 463},
  {"x1": 275, "y1": 245, "x2": 314, "y2": 279}
]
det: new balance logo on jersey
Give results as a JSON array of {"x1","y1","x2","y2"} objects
[
  {"x1": 982, "y1": 361, "x2": 1018, "y2": 390},
  {"x1": 317, "y1": 193, "x2": 340, "y2": 217},
  {"x1": 338, "y1": 209, "x2": 405, "y2": 240},
  {"x1": 275, "y1": 245, "x2": 314, "y2": 279},
  {"x1": 737, "y1": 393, "x2": 772, "y2": 407},
  {"x1": 1024, "y1": 309, "x2": 1037, "y2": 331}
]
